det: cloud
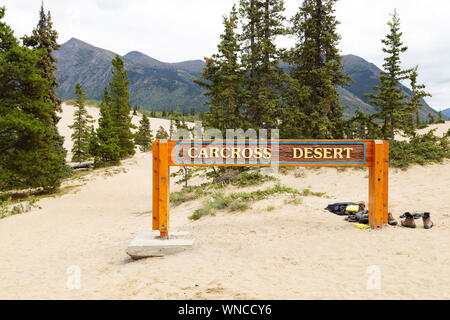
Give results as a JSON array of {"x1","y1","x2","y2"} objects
[
  {"x1": 95, "y1": 0, "x2": 124, "y2": 10},
  {"x1": 1, "y1": 0, "x2": 449, "y2": 109}
]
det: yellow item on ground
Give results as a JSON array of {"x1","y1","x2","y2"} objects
[
  {"x1": 355, "y1": 223, "x2": 370, "y2": 230},
  {"x1": 346, "y1": 205, "x2": 360, "y2": 213}
]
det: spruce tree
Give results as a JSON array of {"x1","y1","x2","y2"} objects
[
  {"x1": 89, "y1": 88, "x2": 121, "y2": 167},
  {"x1": 437, "y1": 111, "x2": 444, "y2": 124},
  {"x1": 286, "y1": 0, "x2": 350, "y2": 139},
  {"x1": 134, "y1": 113, "x2": 154, "y2": 152},
  {"x1": 69, "y1": 83, "x2": 93, "y2": 163},
  {"x1": 366, "y1": 10, "x2": 411, "y2": 140},
  {"x1": 194, "y1": 5, "x2": 245, "y2": 134},
  {"x1": 155, "y1": 126, "x2": 169, "y2": 139},
  {"x1": 109, "y1": 55, "x2": 135, "y2": 157},
  {"x1": 22, "y1": 3, "x2": 66, "y2": 166},
  {"x1": 132, "y1": 104, "x2": 139, "y2": 116},
  {"x1": 0, "y1": 7, "x2": 64, "y2": 192},
  {"x1": 169, "y1": 118, "x2": 175, "y2": 139},
  {"x1": 406, "y1": 66, "x2": 431, "y2": 134},
  {"x1": 239, "y1": 0, "x2": 287, "y2": 131},
  {"x1": 416, "y1": 111, "x2": 421, "y2": 128}
]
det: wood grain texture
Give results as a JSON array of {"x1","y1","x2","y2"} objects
[
  {"x1": 171, "y1": 141, "x2": 367, "y2": 166},
  {"x1": 152, "y1": 140, "x2": 160, "y2": 231},
  {"x1": 158, "y1": 141, "x2": 170, "y2": 238},
  {"x1": 151, "y1": 139, "x2": 389, "y2": 232}
]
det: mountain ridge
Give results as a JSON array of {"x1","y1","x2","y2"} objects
[
  {"x1": 441, "y1": 108, "x2": 450, "y2": 118},
  {"x1": 54, "y1": 38, "x2": 441, "y2": 119}
]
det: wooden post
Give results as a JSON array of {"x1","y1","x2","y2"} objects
[
  {"x1": 158, "y1": 140, "x2": 170, "y2": 238},
  {"x1": 369, "y1": 140, "x2": 385, "y2": 228},
  {"x1": 152, "y1": 140, "x2": 160, "y2": 231},
  {"x1": 383, "y1": 141, "x2": 389, "y2": 224}
]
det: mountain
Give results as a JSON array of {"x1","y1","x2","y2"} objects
[
  {"x1": 441, "y1": 108, "x2": 450, "y2": 118},
  {"x1": 54, "y1": 38, "x2": 440, "y2": 119},
  {"x1": 54, "y1": 38, "x2": 206, "y2": 111}
]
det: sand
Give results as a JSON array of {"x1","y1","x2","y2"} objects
[
  {"x1": 59, "y1": 103, "x2": 172, "y2": 162},
  {"x1": 395, "y1": 121, "x2": 449, "y2": 141},
  {"x1": 0, "y1": 108, "x2": 448, "y2": 300}
]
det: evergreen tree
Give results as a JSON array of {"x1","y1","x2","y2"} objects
[
  {"x1": 285, "y1": 0, "x2": 350, "y2": 139},
  {"x1": 347, "y1": 111, "x2": 382, "y2": 139},
  {"x1": 416, "y1": 111, "x2": 421, "y2": 128},
  {"x1": 0, "y1": 7, "x2": 64, "y2": 192},
  {"x1": 155, "y1": 126, "x2": 169, "y2": 139},
  {"x1": 109, "y1": 55, "x2": 135, "y2": 157},
  {"x1": 437, "y1": 111, "x2": 444, "y2": 124},
  {"x1": 89, "y1": 88, "x2": 121, "y2": 167},
  {"x1": 22, "y1": 3, "x2": 66, "y2": 166},
  {"x1": 239, "y1": 0, "x2": 287, "y2": 131},
  {"x1": 134, "y1": 113, "x2": 154, "y2": 152},
  {"x1": 366, "y1": 10, "x2": 411, "y2": 140},
  {"x1": 169, "y1": 119, "x2": 175, "y2": 139},
  {"x1": 132, "y1": 104, "x2": 139, "y2": 116},
  {"x1": 195, "y1": 6, "x2": 245, "y2": 134},
  {"x1": 69, "y1": 83, "x2": 93, "y2": 163},
  {"x1": 406, "y1": 66, "x2": 431, "y2": 134}
]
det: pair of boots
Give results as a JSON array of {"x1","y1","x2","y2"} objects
[{"x1": 400, "y1": 212, "x2": 434, "y2": 229}]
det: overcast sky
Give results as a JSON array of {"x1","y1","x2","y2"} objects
[{"x1": 2, "y1": 0, "x2": 449, "y2": 110}]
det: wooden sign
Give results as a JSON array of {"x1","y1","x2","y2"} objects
[
  {"x1": 173, "y1": 141, "x2": 366, "y2": 165},
  {"x1": 153, "y1": 140, "x2": 389, "y2": 238}
]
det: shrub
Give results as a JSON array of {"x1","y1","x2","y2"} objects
[
  {"x1": 189, "y1": 184, "x2": 301, "y2": 220},
  {"x1": 390, "y1": 130, "x2": 450, "y2": 169},
  {"x1": 230, "y1": 171, "x2": 274, "y2": 187},
  {"x1": 301, "y1": 188, "x2": 327, "y2": 197}
]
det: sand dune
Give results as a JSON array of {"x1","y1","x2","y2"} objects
[
  {"x1": 395, "y1": 121, "x2": 449, "y2": 141},
  {"x1": 58, "y1": 103, "x2": 173, "y2": 161},
  {"x1": 0, "y1": 109, "x2": 449, "y2": 300}
]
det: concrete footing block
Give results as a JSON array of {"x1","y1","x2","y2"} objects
[{"x1": 126, "y1": 231, "x2": 194, "y2": 259}]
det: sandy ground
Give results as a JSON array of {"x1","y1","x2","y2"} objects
[
  {"x1": 59, "y1": 103, "x2": 172, "y2": 162},
  {"x1": 395, "y1": 121, "x2": 450, "y2": 141},
  {"x1": 0, "y1": 110, "x2": 449, "y2": 300}
]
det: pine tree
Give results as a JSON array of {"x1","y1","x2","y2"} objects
[
  {"x1": 406, "y1": 66, "x2": 431, "y2": 134},
  {"x1": 239, "y1": 0, "x2": 287, "y2": 131},
  {"x1": 69, "y1": 83, "x2": 93, "y2": 163},
  {"x1": 416, "y1": 111, "x2": 421, "y2": 128},
  {"x1": 285, "y1": 0, "x2": 350, "y2": 139},
  {"x1": 89, "y1": 88, "x2": 121, "y2": 167},
  {"x1": 194, "y1": 6, "x2": 245, "y2": 134},
  {"x1": 22, "y1": 3, "x2": 66, "y2": 166},
  {"x1": 0, "y1": 6, "x2": 65, "y2": 192},
  {"x1": 134, "y1": 113, "x2": 154, "y2": 152},
  {"x1": 437, "y1": 111, "x2": 444, "y2": 124},
  {"x1": 132, "y1": 104, "x2": 139, "y2": 116},
  {"x1": 348, "y1": 111, "x2": 382, "y2": 139},
  {"x1": 168, "y1": 119, "x2": 173, "y2": 139},
  {"x1": 109, "y1": 55, "x2": 135, "y2": 157},
  {"x1": 366, "y1": 10, "x2": 411, "y2": 140},
  {"x1": 155, "y1": 126, "x2": 169, "y2": 139}
]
